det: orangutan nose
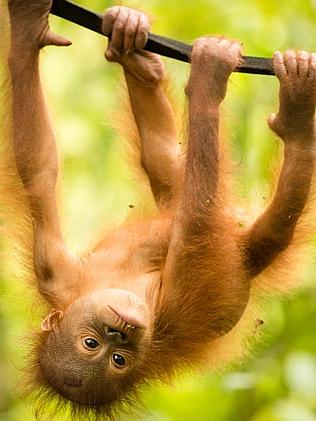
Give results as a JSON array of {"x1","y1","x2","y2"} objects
[{"x1": 105, "y1": 327, "x2": 129, "y2": 344}]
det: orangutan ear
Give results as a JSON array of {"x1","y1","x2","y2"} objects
[{"x1": 41, "y1": 309, "x2": 64, "y2": 332}]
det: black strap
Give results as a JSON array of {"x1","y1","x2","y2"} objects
[{"x1": 51, "y1": 0, "x2": 274, "y2": 76}]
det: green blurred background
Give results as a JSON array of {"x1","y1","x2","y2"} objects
[{"x1": 1, "y1": 0, "x2": 316, "y2": 420}]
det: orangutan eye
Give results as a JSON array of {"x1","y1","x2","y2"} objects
[
  {"x1": 112, "y1": 353, "x2": 126, "y2": 368},
  {"x1": 84, "y1": 338, "x2": 100, "y2": 349}
]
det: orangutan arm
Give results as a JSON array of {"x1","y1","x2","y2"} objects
[
  {"x1": 243, "y1": 50, "x2": 316, "y2": 277},
  {"x1": 125, "y1": 70, "x2": 181, "y2": 208},
  {"x1": 103, "y1": 6, "x2": 181, "y2": 209},
  {"x1": 161, "y1": 37, "x2": 249, "y2": 338},
  {"x1": 8, "y1": 0, "x2": 80, "y2": 303}
]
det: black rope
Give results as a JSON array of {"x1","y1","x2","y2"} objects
[{"x1": 50, "y1": 0, "x2": 274, "y2": 76}]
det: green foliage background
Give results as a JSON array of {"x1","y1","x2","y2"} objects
[{"x1": 1, "y1": 0, "x2": 316, "y2": 420}]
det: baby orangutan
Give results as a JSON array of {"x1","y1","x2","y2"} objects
[{"x1": 6, "y1": 1, "x2": 316, "y2": 419}]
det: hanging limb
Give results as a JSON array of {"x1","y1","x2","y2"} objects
[{"x1": 50, "y1": 0, "x2": 274, "y2": 76}]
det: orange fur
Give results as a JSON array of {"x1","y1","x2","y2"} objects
[{"x1": 2, "y1": 3, "x2": 316, "y2": 420}]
